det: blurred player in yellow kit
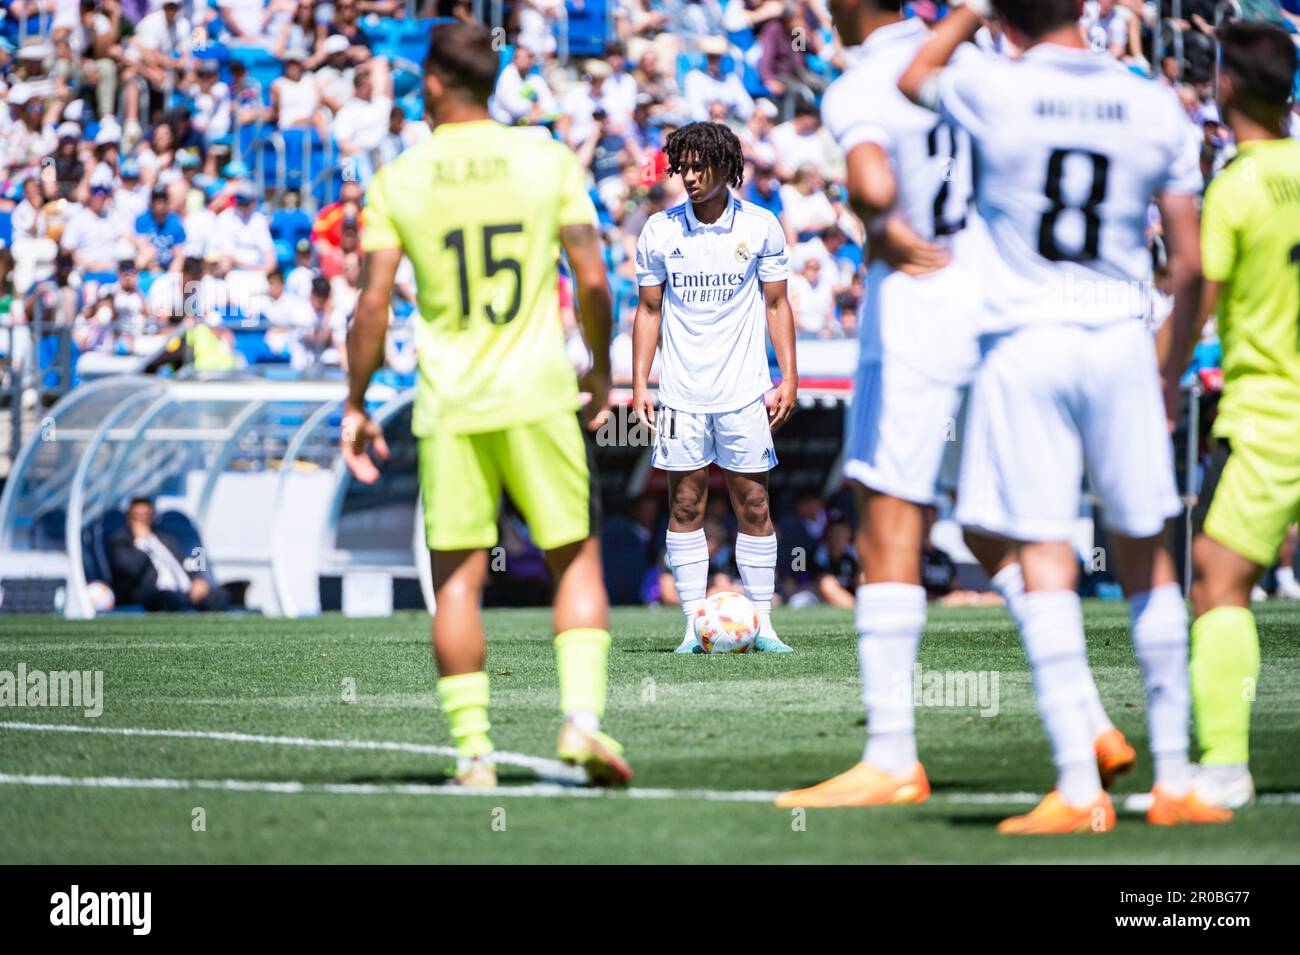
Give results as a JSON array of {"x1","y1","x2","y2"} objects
[
  {"x1": 341, "y1": 22, "x2": 631, "y2": 789},
  {"x1": 1162, "y1": 22, "x2": 1300, "y2": 810}
]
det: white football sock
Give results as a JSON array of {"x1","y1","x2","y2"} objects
[
  {"x1": 990, "y1": 562, "x2": 1027, "y2": 629},
  {"x1": 857, "y1": 583, "x2": 926, "y2": 774},
  {"x1": 993, "y1": 562, "x2": 1113, "y2": 738},
  {"x1": 1130, "y1": 584, "x2": 1192, "y2": 794},
  {"x1": 666, "y1": 529, "x2": 709, "y2": 639},
  {"x1": 735, "y1": 532, "x2": 777, "y2": 634},
  {"x1": 1019, "y1": 590, "x2": 1103, "y2": 806}
]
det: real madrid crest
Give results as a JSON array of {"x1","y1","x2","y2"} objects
[{"x1": 735, "y1": 242, "x2": 751, "y2": 263}]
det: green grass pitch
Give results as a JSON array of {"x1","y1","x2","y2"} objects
[{"x1": 1, "y1": 601, "x2": 1297, "y2": 863}]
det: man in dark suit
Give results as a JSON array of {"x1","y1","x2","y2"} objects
[{"x1": 107, "y1": 498, "x2": 228, "y2": 612}]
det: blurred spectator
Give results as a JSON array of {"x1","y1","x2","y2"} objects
[
  {"x1": 813, "y1": 518, "x2": 857, "y2": 608},
  {"x1": 122, "y1": 0, "x2": 194, "y2": 142},
  {"x1": 778, "y1": 485, "x2": 827, "y2": 594},
  {"x1": 780, "y1": 163, "x2": 836, "y2": 244},
  {"x1": 214, "y1": 180, "x2": 275, "y2": 302},
  {"x1": 683, "y1": 35, "x2": 754, "y2": 122},
  {"x1": 770, "y1": 96, "x2": 833, "y2": 180},
  {"x1": 134, "y1": 183, "x2": 186, "y2": 271},
  {"x1": 1081, "y1": 0, "x2": 1141, "y2": 61},
  {"x1": 270, "y1": 49, "x2": 327, "y2": 139},
  {"x1": 107, "y1": 497, "x2": 229, "y2": 611},
  {"x1": 491, "y1": 43, "x2": 558, "y2": 126},
  {"x1": 789, "y1": 251, "x2": 836, "y2": 338},
  {"x1": 333, "y1": 64, "x2": 395, "y2": 183}
]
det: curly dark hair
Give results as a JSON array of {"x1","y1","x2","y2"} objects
[{"x1": 664, "y1": 122, "x2": 745, "y2": 190}]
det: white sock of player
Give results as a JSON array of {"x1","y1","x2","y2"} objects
[
  {"x1": 1019, "y1": 590, "x2": 1104, "y2": 806},
  {"x1": 666, "y1": 529, "x2": 709, "y2": 645},
  {"x1": 856, "y1": 583, "x2": 926, "y2": 774},
  {"x1": 1130, "y1": 584, "x2": 1193, "y2": 795},
  {"x1": 992, "y1": 562, "x2": 1114, "y2": 739},
  {"x1": 735, "y1": 532, "x2": 777, "y2": 634}
]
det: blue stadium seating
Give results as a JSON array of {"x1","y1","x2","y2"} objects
[
  {"x1": 360, "y1": 17, "x2": 450, "y2": 66},
  {"x1": 566, "y1": 0, "x2": 610, "y2": 58}
]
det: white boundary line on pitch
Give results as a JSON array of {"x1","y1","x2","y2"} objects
[
  {"x1": 0, "y1": 719, "x2": 581, "y2": 781},
  {"x1": 2, "y1": 773, "x2": 1298, "y2": 806},
  {"x1": 4, "y1": 722, "x2": 1298, "y2": 806}
]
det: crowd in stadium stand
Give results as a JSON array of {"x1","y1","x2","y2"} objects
[
  {"x1": 1, "y1": 1, "x2": 1299, "y2": 607},
  {"x1": 2, "y1": 0, "x2": 1296, "y2": 395}
]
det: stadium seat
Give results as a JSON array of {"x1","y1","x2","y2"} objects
[
  {"x1": 566, "y1": 0, "x2": 610, "y2": 58},
  {"x1": 32, "y1": 508, "x2": 67, "y2": 551},
  {"x1": 227, "y1": 46, "x2": 284, "y2": 100}
]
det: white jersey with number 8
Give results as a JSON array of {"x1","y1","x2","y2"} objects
[{"x1": 936, "y1": 43, "x2": 1202, "y2": 332}]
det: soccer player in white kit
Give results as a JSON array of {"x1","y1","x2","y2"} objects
[
  {"x1": 631, "y1": 122, "x2": 799, "y2": 654},
  {"x1": 900, "y1": 0, "x2": 1231, "y2": 833},
  {"x1": 776, "y1": 0, "x2": 1132, "y2": 810}
]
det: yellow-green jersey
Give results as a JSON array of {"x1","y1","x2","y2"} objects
[
  {"x1": 1201, "y1": 137, "x2": 1300, "y2": 450},
  {"x1": 361, "y1": 120, "x2": 598, "y2": 436}
]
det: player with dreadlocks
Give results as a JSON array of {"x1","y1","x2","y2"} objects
[{"x1": 632, "y1": 121, "x2": 799, "y2": 653}]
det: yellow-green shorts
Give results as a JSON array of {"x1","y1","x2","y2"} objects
[
  {"x1": 1197, "y1": 438, "x2": 1300, "y2": 567},
  {"x1": 419, "y1": 412, "x2": 599, "y2": 552}
]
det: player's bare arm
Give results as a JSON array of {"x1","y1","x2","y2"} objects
[
  {"x1": 631, "y1": 281, "x2": 664, "y2": 430},
  {"x1": 1152, "y1": 191, "x2": 1204, "y2": 429},
  {"x1": 341, "y1": 247, "x2": 400, "y2": 484},
  {"x1": 897, "y1": 2, "x2": 984, "y2": 107},
  {"x1": 844, "y1": 141, "x2": 950, "y2": 277},
  {"x1": 763, "y1": 279, "x2": 798, "y2": 430},
  {"x1": 560, "y1": 222, "x2": 615, "y2": 432}
]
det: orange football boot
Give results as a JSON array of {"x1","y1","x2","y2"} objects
[
  {"x1": 1146, "y1": 784, "x2": 1234, "y2": 826},
  {"x1": 997, "y1": 790, "x2": 1116, "y2": 835},
  {"x1": 1094, "y1": 727, "x2": 1137, "y2": 789},
  {"x1": 774, "y1": 762, "x2": 930, "y2": 809}
]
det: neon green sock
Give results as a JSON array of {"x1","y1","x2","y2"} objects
[
  {"x1": 554, "y1": 628, "x2": 611, "y2": 720},
  {"x1": 436, "y1": 671, "x2": 493, "y2": 758},
  {"x1": 1190, "y1": 607, "x2": 1260, "y2": 766}
]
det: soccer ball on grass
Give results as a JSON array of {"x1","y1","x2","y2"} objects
[{"x1": 693, "y1": 591, "x2": 759, "y2": 654}]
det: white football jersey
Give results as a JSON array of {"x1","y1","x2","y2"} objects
[
  {"x1": 937, "y1": 43, "x2": 1202, "y2": 330},
  {"x1": 636, "y1": 196, "x2": 788, "y2": 413},
  {"x1": 822, "y1": 17, "x2": 974, "y2": 246}
]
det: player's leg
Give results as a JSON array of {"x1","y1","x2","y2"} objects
[
  {"x1": 655, "y1": 404, "x2": 716, "y2": 652},
  {"x1": 713, "y1": 397, "x2": 788, "y2": 652},
  {"x1": 1082, "y1": 319, "x2": 1228, "y2": 824},
  {"x1": 964, "y1": 528, "x2": 1132, "y2": 787},
  {"x1": 666, "y1": 467, "x2": 711, "y2": 652},
  {"x1": 431, "y1": 548, "x2": 496, "y2": 788},
  {"x1": 1189, "y1": 533, "x2": 1261, "y2": 808},
  {"x1": 1184, "y1": 438, "x2": 1298, "y2": 808},
  {"x1": 777, "y1": 358, "x2": 949, "y2": 807},
  {"x1": 1106, "y1": 532, "x2": 1231, "y2": 825},
  {"x1": 956, "y1": 326, "x2": 1114, "y2": 834},
  {"x1": 499, "y1": 412, "x2": 631, "y2": 785},
  {"x1": 544, "y1": 534, "x2": 632, "y2": 785},
  {"x1": 420, "y1": 430, "x2": 503, "y2": 789},
  {"x1": 724, "y1": 467, "x2": 790, "y2": 653}
]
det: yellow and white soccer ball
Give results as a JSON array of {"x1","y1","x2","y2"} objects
[{"x1": 693, "y1": 591, "x2": 759, "y2": 654}]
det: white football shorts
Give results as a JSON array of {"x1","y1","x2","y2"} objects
[
  {"x1": 844, "y1": 261, "x2": 982, "y2": 505},
  {"x1": 651, "y1": 396, "x2": 777, "y2": 474},
  {"x1": 956, "y1": 319, "x2": 1181, "y2": 542}
]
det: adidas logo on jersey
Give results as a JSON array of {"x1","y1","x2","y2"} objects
[{"x1": 669, "y1": 248, "x2": 685, "y2": 259}]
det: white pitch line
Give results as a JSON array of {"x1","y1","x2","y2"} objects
[
  {"x1": 4, "y1": 722, "x2": 1298, "y2": 807},
  {"x1": 0, "y1": 720, "x2": 582, "y2": 782},
  {"x1": 3, "y1": 773, "x2": 1298, "y2": 807},
  {"x1": 4, "y1": 773, "x2": 1298, "y2": 806}
]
